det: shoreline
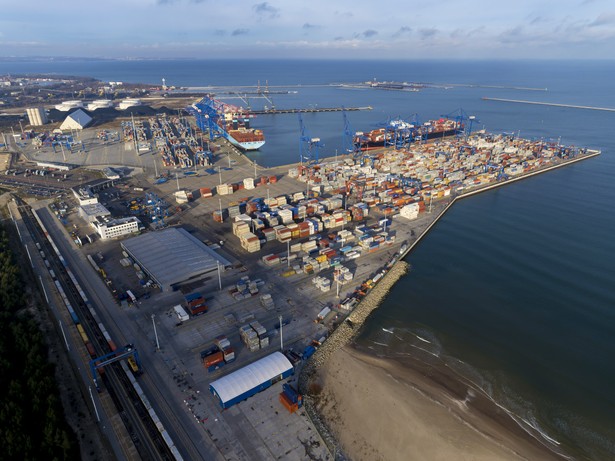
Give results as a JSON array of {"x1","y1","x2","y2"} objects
[
  {"x1": 299, "y1": 149, "x2": 600, "y2": 460},
  {"x1": 312, "y1": 346, "x2": 569, "y2": 461}
]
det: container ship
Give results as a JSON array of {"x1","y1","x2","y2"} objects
[
  {"x1": 190, "y1": 96, "x2": 265, "y2": 151},
  {"x1": 354, "y1": 118, "x2": 462, "y2": 151},
  {"x1": 221, "y1": 112, "x2": 265, "y2": 151}
]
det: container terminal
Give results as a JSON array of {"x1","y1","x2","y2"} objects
[{"x1": 1, "y1": 99, "x2": 600, "y2": 461}]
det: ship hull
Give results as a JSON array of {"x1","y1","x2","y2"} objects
[
  {"x1": 225, "y1": 133, "x2": 265, "y2": 151},
  {"x1": 355, "y1": 128, "x2": 460, "y2": 151}
]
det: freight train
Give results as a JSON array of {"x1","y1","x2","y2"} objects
[{"x1": 21, "y1": 199, "x2": 184, "y2": 460}]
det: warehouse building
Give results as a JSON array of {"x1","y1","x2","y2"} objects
[
  {"x1": 26, "y1": 107, "x2": 47, "y2": 126},
  {"x1": 209, "y1": 352, "x2": 294, "y2": 409},
  {"x1": 93, "y1": 216, "x2": 140, "y2": 240},
  {"x1": 59, "y1": 108, "x2": 92, "y2": 130},
  {"x1": 121, "y1": 227, "x2": 230, "y2": 291},
  {"x1": 72, "y1": 186, "x2": 98, "y2": 206},
  {"x1": 79, "y1": 202, "x2": 111, "y2": 223}
]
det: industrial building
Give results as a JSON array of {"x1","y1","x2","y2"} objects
[
  {"x1": 102, "y1": 167, "x2": 121, "y2": 180},
  {"x1": 79, "y1": 203, "x2": 111, "y2": 223},
  {"x1": 87, "y1": 99, "x2": 114, "y2": 111},
  {"x1": 93, "y1": 216, "x2": 141, "y2": 240},
  {"x1": 121, "y1": 227, "x2": 231, "y2": 291},
  {"x1": 209, "y1": 352, "x2": 294, "y2": 409},
  {"x1": 60, "y1": 109, "x2": 92, "y2": 130},
  {"x1": 71, "y1": 178, "x2": 117, "y2": 205},
  {"x1": 35, "y1": 161, "x2": 75, "y2": 171},
  {"x1": 118, "y1": 98, "x2": 142, "y2": 110},
  {"x1": 26, "y1": 107, "x2": 48, "y2": 126},
  {"x1": 55, "y1": 100, "x2": 84, "y2": 112},
  {"x1": 72, "y1": 186, "x2": 98, "y2": 206}
]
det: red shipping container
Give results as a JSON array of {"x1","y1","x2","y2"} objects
[{"x1": 204, "y1": 351, "x2": 224, "y2": 368}]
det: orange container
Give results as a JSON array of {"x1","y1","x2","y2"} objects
[{"x1": 279, "y1": 392, "x2": 298, "y2": 413}]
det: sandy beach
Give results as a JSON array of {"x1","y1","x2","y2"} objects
[{"x1": 310, "y1": 346, "x2": 569, "y2": 461}]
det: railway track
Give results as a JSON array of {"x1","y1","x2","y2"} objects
[{"x1": 14, "y1": 197, "x2": 179, "y2": 461}]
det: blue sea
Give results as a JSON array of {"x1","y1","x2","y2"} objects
[{"x1": 4, "y1": 58, "x2": 614, "y2": 459}]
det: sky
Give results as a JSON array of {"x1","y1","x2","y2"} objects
[{"x1": 1, "y1": 0, "x2": 615, "y2": 59}]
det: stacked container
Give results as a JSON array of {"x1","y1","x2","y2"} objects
[
  {"x1": 213, "y1": 335, "x2": 236, "y2": 363},
  {"x1": 185, "y1": 292, "x2": 207, "y2": 315},
  {"x1": 232, "y1": 220, "x2": 250, "y2": 238},
  {"x1": 239, "y1": 232, "x2": 261, "y2": 252},
  {"x1": 250, "y1": 321, "x2": 269, "y2": 348},
  {"x1": 262, "y1": 254, "x2": 280, "y2": 266},
  {"x1": 243, "y1": 177, "x2": 255, "y2": 190},
  {"x1": 213, "y1": 209, "x2": 226, "y2": 223},
  {"x1": 217, "y1": 183, "x2": 233, "y2": 195},
  {"x1": 239, "y1": 324, "x2": 260, "y2": 352},
  {"x1": 260, "y1": 293, "x2": 275, "y2": 310},
  {"x1": 279, "y1": 384, "x2": 303, "y2": 414}
]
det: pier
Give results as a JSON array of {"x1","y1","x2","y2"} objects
[
  {"x1": 250, "y1": 106, "x2": 372, "y2": 115},
  {"x1": 483, "y1": 97, "x2": 615, "y2": 112}
]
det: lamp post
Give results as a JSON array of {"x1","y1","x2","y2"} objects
[
  {"x1": 217, "y1": 260, "x2": 222, "y2": 291},
  {"x1": 287, "y1": 239, "x2": 290, "y2": 268},
  {"x1": 89, "y1": 386, "x2": 100, "y2": 422},
  {"x1": 59, "y1": 320, "x2": 70, "y2": 351},
  {"x1": 279, "y1": 315, "x2": 283, "y2": 351},
  {"x1": 152, "y1": 314, "x2": 160, "y2": 350}
]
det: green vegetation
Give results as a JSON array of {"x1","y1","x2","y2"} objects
[{"x1": 0, "y1": 224, "x2": 79, "y2": 460}]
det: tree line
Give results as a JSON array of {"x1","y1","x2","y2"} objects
[{"x1": 0, "y1": 224, "x2": 79, "y2": 460}]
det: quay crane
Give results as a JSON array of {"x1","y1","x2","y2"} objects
[
  {"x1": 385, "y1": 117, "x2": 414, "y2": 149},
  {"x1": 298, "y1": 113, "x2": 324, "y2": 165},
  {"x1": 190, "y1": 95, "x2": 228, "y2": 142},
  {"x1": 441, "y1": 108, "x2": 478, "y2": 139},
  {"x1": 342, "y1": 108, "x2": 362, "y2": 156}
]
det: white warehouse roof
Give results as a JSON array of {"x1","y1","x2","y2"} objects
[
  {"x1": 60, "y1": 109, "x2": 92, "y2": 130},
  {"x1": 210, "y1": 352, "x2": 292, "y2": 405}
]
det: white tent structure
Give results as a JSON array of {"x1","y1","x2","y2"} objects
[
  {"x1": 209, "y1": 352, "x2": 294, "y2": 408},
  {"x1": 60, "y1": 109, "x2": 92, "y2": 131}
]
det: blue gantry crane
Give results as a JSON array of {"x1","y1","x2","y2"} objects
[
  {"x1": 298, "y1": 113, "x2": 324, "y2": 165},
  {"x1": 442, "y1": 108, "x2": 479, "y2": 139},
  {"x1": 342, "y1": 108, "x2": 361, "y2": 155},
  {"x1": 89, "y1": 344, "x2": 142, "y2": 390},
  {"x1": 189, "y1": 95, "x2": 230, "y2": 142},
  {"x1": 145, "y1": 192, "x2": 168, "y2": 228}
]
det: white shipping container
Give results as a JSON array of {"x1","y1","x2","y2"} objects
[{"x1": 243, "y1": 177, "x2": 255, "y2": 190}]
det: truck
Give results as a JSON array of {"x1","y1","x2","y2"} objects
[
  {"x1": 317, "y1": 306, "x2": 331, "y2": 322},
  {"x1": 173, "y1": 304, "x2": 189, "y2": 322},
  {"x1": 126, "y1": 290, "x2": 137, "y2": 304}
]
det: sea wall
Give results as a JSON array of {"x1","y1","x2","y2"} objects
[{"x1": 298, "y1": 260, "x2": 409, "y2": 459}]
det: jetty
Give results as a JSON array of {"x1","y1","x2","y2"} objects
[
  {"x1": 483, "y1": 97, "x2": 615, "y2": 112},
  {"x1": 251, "y1": 106, "x2": 372, "y2": 115}
]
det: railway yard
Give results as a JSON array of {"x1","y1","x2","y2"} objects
[{"x1": 1, "y1": 113, "x2": 600, "y2": 460}]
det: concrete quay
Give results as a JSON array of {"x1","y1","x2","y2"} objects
[
  {"x1": 297, "y1": 147, "x2": 600, "y2": 460},
  {"x1": 5, "y1": 115, "x2": 601, "y2": 461}
]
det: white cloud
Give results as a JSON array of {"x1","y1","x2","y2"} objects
[
  {"x1": 590, "y1": 11, "x2": 615, "y2": 26},
  {"x1": 0, "y1": 0, "x2": 613, "y2": 58}
]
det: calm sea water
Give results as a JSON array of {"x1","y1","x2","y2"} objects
[{"x1": 5, "y1": 58, "x2": 614, "y2": 459}]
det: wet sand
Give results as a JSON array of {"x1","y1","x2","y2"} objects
[{"x1": 311, "y1": 346, "x2": 569, "y2": 461}]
